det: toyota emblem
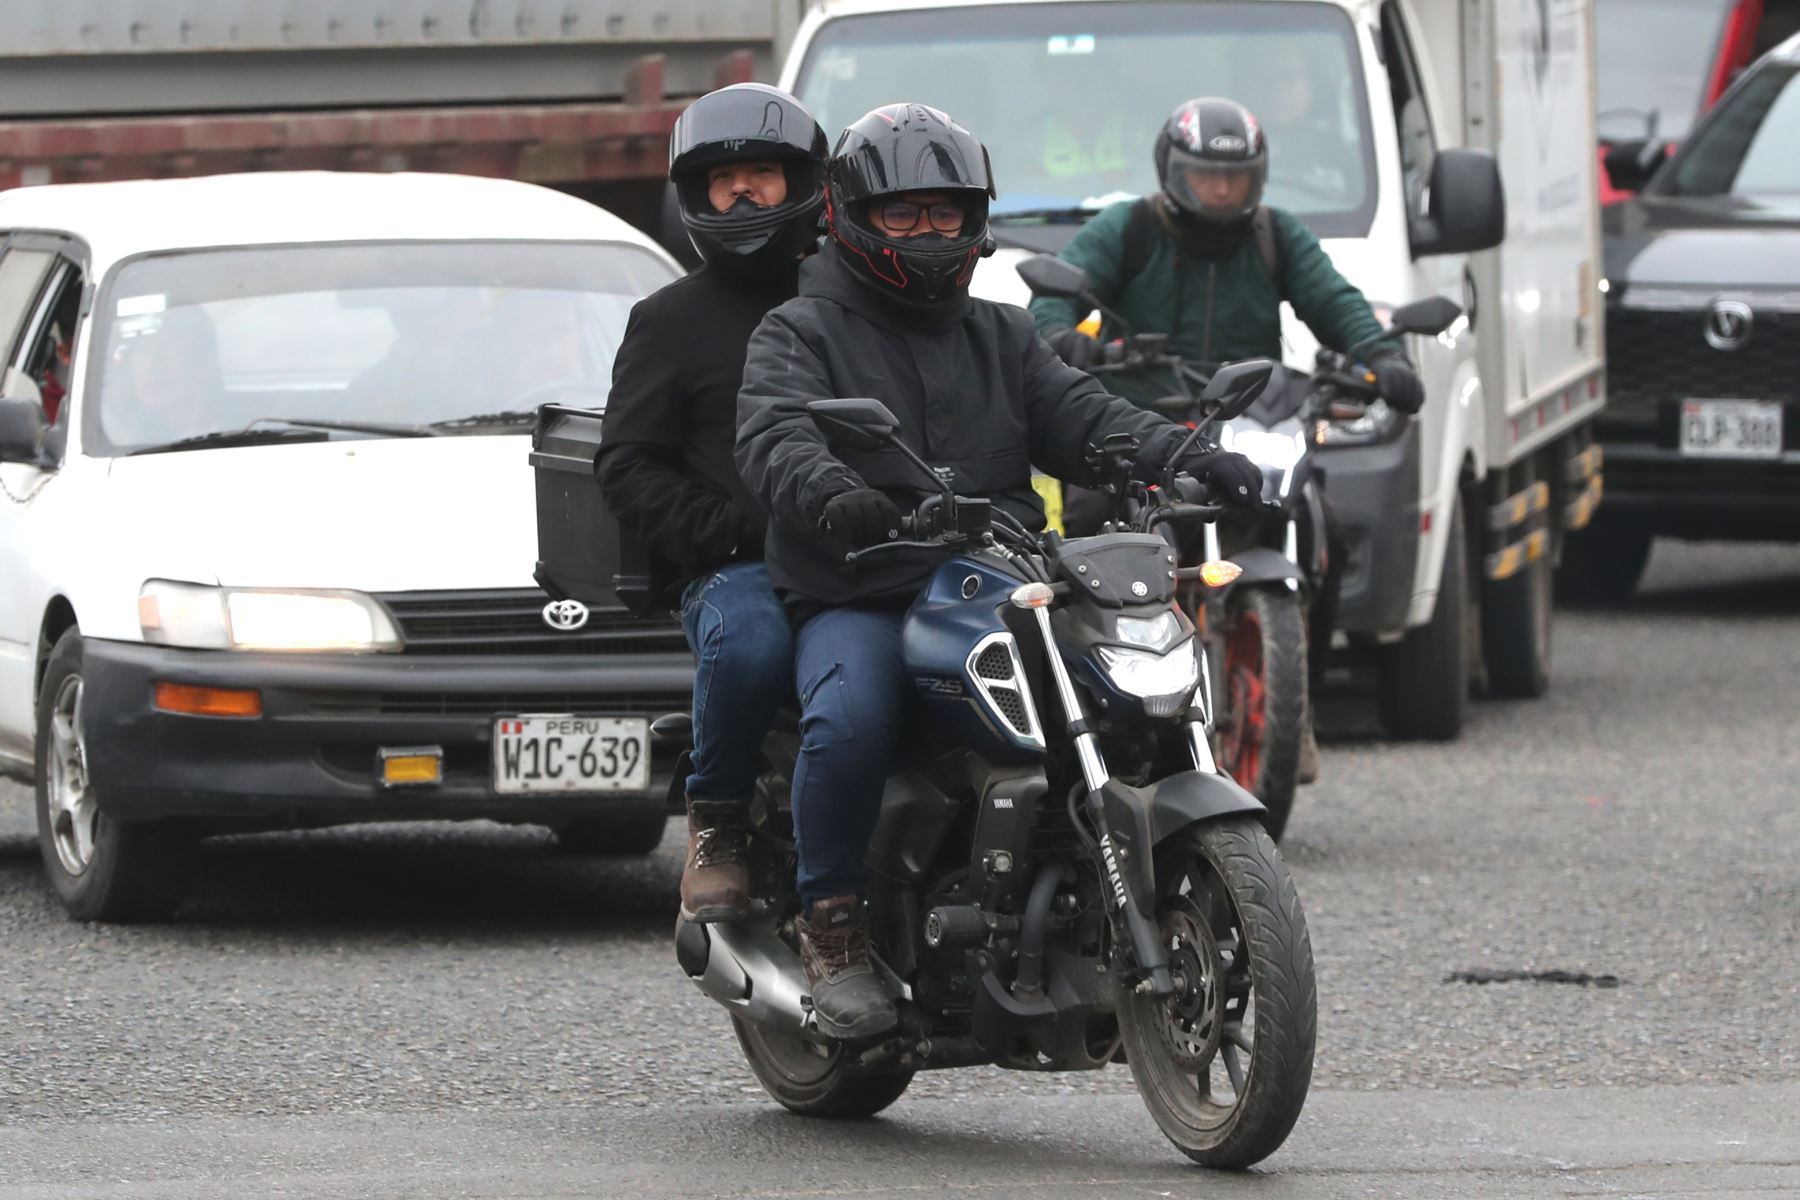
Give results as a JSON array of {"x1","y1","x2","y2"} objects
[
  {"x1": 1704, "y1": 299, "x2": 1753, "y2": 352},
  {"x1": 542, "y1": 599, "x2": 590, "y2": 632}
]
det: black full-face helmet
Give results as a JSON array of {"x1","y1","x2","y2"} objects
[
  {"x1": 826, "y1": 103, "x2": 997, "y2": 310},
  {"x1": 1154, "y1": 97, "x2": 1269, "y2": 227},
  {"x1": 669, "y1": 83, "x2": 829, "y2": 275}
]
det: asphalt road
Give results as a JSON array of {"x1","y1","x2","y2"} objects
[{"x1": 2, "y1": 539, "x2": 1797, "y2": 1197}]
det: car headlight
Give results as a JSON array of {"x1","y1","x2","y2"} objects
[
  {"x1": 1096, "y1": 638, "x2": 1200, "y2": 714},
  {"x1": 1315, "y1": 398, "x2": 1403, "y2": 447},
  {"x1": 1115, "y1": 610, "x2": 1183, "y2": 651},
  {"x1": 139, "y1": 580, "x2": 402, "y2": 652}
]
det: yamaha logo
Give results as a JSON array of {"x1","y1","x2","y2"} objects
[
  {"x1": 541, "y1": 599, "x2": 590, "y2": 632},
  {"x1": 1704, "y1": 299, "x2": 1753, "y2": 352},
  {"x1": 1131, "y1": 581, "x2": 1149, "y2": 597}
]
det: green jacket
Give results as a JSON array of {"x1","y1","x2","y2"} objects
[{"x1": 1028, "y1": 199, "x2": 1383, "y2": 407}]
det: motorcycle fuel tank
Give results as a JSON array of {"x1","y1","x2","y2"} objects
[{"x1": 903, "y1": 556, "x2": 1046, "y2": 762}]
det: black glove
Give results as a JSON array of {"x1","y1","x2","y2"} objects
[
  {"x1": 819, "y1": 487, "x2": 905, "y2": 550},
  {"x1": 1369, "y1": 352, "x2": 1424, "y2": 414},
  {"x1": 1178, "y1": 449, "x2": 1264, "y2": 507},
  {"x1": 1046, "y1": 327, "x2": 1098, "y2": 371}
]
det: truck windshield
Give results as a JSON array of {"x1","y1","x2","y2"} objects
[
  {"x1": 85, "y1": 240, "x2": 674, "y2": 456},
  {"x1": 792, "y1": 1, "x2": 1377, "y2": 238},
  {"x1": 1657, "y1": 63, "x2": 1800, "y2": 199},
  {"x1": 1595, "y1": 0, "x2": 1735, "y2": 143}
]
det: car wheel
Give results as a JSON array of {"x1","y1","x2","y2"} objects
[{"x1": 35, "y1": 630, "x2": 192, "y2": 923}]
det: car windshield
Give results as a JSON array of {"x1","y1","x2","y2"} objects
[
  {"x1": 85, "y1": 240, "x2": 674, "y2": 455},
  {"x1": 1595, "y1": 0, "x2": 1734, "y2": 143},
  {"x1": 1657, "y1": 63, "x2": 1800, "y2": 198},
  {"x1": 793, "y1": 1, "x2": 1377, "y2": 238}
]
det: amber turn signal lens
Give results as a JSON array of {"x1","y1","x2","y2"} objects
[
  {"x1": 380, "y1": 750, "x2": 443, "y2": 787},
  {"x1": 1199, "y1": 560, "x2": 1244, "y2": 587},
  {"x1": 152, "y1": 682, "x2": 263, "y2": 717}
]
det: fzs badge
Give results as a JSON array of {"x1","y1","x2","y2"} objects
[{"x1": 542, "y1": 599, "x2": 590, "y2": 632}]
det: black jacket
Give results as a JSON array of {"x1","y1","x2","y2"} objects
[
  {"x1": 736, "y1": 242, "x2": 1193, "y2": 610},
  {"x1": 597, "y1": 263, "x2": 797, "y2": 582}
]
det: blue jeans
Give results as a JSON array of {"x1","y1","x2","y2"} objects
[
  {"x1": 679, "y1": 563, "x2": 796, "y2": 807},
  {"x1": 790, "y1": 607, "x2": 913, "y2": 907}
]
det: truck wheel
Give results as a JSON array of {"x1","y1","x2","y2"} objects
[
  {"x1": 1556, "y1": 520, "x2": 1651, "y2": 605},
  {"x1": 1215, "y1": 589, "x2": 1306, "y2": 842},
  {"x1": 1378, "y1": 499, "x2": 1468, "y2": 741},
  {"x1": 1481, "y1": 544, "x2": 1552, "y2": 698},
  {"x1": 551, "y1": 804, "x2": 668, "y2": 856},
  {"x1": 34, "y1": 630, "x2": 191, "y2": 923}
]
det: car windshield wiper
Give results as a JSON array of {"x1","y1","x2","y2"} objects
[
  {"x1": 250, "y1": 416, "x2": 440, "y2": 438},
  {"x1": 990, "y1": 206, "x2": 1106, "y2": 224},
  {"x1": 430, "y1": 410, "x2": 539, "y2": 430},
  {"x1": 126, "y1": 427, "x2": 334, "y2": 456}
]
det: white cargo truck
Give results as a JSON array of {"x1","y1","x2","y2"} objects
[{"x1": 780, "y1": 0, "x2": 1607, "y2": 739}]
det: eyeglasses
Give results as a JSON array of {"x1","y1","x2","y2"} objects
[{"x1": 877, "y1": 199, "x2": 966, "y2": 233}]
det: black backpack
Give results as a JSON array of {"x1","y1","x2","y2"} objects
[{"x1": 1118, "y1": 197, "x2": 1285, "y2": 298}]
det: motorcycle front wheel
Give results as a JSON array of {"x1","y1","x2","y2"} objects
[
  {"x1": 1116, "y1": 817, "x2": 1316, "y2": 1169},
  {"x1": 732, "y1": 1016, "x2": 914, "y2": 1119},
  {"x1": 1215, "y1": 588, "x2": 1307, "y2": 840}
]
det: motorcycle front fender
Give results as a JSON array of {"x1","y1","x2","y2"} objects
[{"x1": 1147, "y1": 769, "x2": 1267, "y2": 845}]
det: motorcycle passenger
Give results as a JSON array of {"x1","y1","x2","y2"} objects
[
  {"x1": 1030, "y1": 97, "x2": 1423, "y2": 415},
  {"x1": 597, "y1": 84, "x2": 828, "y2": 924},
  {"x1": 736, "y1": 103, "x2": 1264, "y2": 1039}
]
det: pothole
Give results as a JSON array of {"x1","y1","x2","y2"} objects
[{"x1": 1444, "y1": 968, "x2": 1622, "y2": 988}]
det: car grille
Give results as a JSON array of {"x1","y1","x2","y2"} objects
[
  {"x1": 1606, "y1": 305, "x2": 1800, "y2": 429},
  {"x1": 377, "y1": 588, "x2": 686, "y2": 656}
]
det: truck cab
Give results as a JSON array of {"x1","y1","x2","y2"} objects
[{"x1": 780, "y1": 0, "x2": 1606, "y2": 738}]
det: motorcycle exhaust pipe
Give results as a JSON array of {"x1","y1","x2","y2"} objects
[{"x1": 675, "y1": 916, "x2": 826, "y2": 1042}]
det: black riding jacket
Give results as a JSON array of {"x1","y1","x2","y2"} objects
[
  {"x1": 736, "y1": 241, "x2": 1193, "y2": 611},
  {"x1": 597, "y1": 263, "x2": 797, "y2": 582}
]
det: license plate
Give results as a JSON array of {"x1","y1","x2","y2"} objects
[
  {"x1": 492, "y1": 715, "x2": 649, "y2": 794},
  {"x1": 1679, "y1": 399, "x2": 1783, "y2": 459}
]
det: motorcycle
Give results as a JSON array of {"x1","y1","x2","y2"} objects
[
  {"x1": 669, "y1": 364, "x2": 1318, "y2": 1168},
  {"x1": 1019, "y1": 254, "x2": 1461, "y2": 838}
]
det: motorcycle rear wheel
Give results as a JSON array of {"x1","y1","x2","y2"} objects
[
  {"x1": 732, "y1": 1016, "x2": 914, "y2": 1119},
  {"x1": 1117, "y1": 817, "x2": 1316, "y2": 1169}
]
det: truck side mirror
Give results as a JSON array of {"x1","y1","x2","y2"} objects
[
  {"x1": 1411, "y1": 149, "x2": 1506, "y2": 258},
  {"x1": 1601, "y1": 140, "x2": 1671, "y2": 195},
  {"x1": 0, "y1": 394, "x2": 49, "y2": 465}
]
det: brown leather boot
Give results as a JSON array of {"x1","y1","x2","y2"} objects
[
  {"x1": 796, "y1": 895, "x2": 897, "y2": 1039},
  {"x1": 679, "y1": 800, "x2": 750, "y2": 923}
]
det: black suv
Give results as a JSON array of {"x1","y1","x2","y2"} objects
[{"x1": 1577, "y1": 33, "x2": 1800, "y2": 599}]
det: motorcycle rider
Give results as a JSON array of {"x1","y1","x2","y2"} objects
[
  {"x1": 736, "y1": 103, "x2": 1264, "y2": 1039},
  {"x1": 1030, "y1": 97, "x2": 1423, "y2": 416},
  {"x1": 597, "y1": 84, "x2": 827, "y2": 924}
]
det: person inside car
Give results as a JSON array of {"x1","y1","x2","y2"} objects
[
  {"x1": 101, "y1": 307, "x2": 225, "y2": 449},
  {"x1": 735, "y1": 103, "x2": 1263, "y2": 1039},
  {"x1": 596, "y1": 84, "x2": 828, "y2": 924}
]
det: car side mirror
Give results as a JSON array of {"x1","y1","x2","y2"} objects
[
  {"x1": 806, "y1": 397, "x2": 901, "y2": 452},
  {"x1": 1388, "y1": 296, "x2": 1464, "y2": 338},
  {"x1": 1016, "y1": 254, "x2": 1091, "y2": 301},
  {"x1": 1601, "y1": 139, "x2": 1671, "y2": 195},
  {"x1": 0, "y1": 393, "x2": 49, "y2": 465},
  {"x1": 1199, "y1": 358, "x2": 1274, "y2": 421},
  {"x1": 1411, "y1": 149, "x2": 1506, "y2": 257}
]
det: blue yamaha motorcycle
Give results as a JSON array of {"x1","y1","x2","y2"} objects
[{"x1": 673, "y1": 365, "x2": 1316, "y2": 1169}]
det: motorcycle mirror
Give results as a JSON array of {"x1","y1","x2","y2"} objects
[
  {"x1": 806, "y1": 397, "x2": 901, "y2": 452},
  {"x1": 1016, "y1": 254, "x2": 1091, "y2": 300},
  {"x1": 1198, "y1": 358, "x2": 1275, "y2": 421},
  {"x1": 1387, "y1": 296, "x2": 1464, "y2": 338}
]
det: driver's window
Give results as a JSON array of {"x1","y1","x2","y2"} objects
[
  {"x1": 1380, "y1": 3, "x2": 1438, "y2": 215},
  {"x1": 15, "y1": 262, "x2": 83, "y2": 433}
]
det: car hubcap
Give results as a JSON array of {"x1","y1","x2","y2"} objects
[{"x1": 48, "y1": 674, "x2": 98, "y2": 876}]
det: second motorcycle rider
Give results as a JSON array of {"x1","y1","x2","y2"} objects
[
  {"x1": 736, "y1": 103, "x2": 1264, "y2": 1039},
  {"x1": 597, "y1": 84, "x2": 827, "y2": 925}
]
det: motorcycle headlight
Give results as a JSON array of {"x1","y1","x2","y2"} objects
[
  {"x1": 140, "y1": 580, "x2": 402, "y2": 652},
  {"x1": 1115, "y1": 610, "x2": 1183, "y2": 651},
  {"x1": 1096, "y1": 639, "x2": 1200, "y2": 713},
  {"x1": 1220, "y1": 423, "x2": 1307, "y2": 498},
  {"x1": 1315, "y1": 398, "x2": 1403, "y2": 447}
]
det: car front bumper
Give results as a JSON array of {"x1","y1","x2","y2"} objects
[
  {"x1": 1596, "y1": 429, "x2": 1800, "y2": 540},
  {"x1": 77, "y1": 638, "x2": 694, "y2": 826}
]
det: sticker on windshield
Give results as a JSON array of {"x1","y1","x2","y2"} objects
[
  {"x1": 117, "y1": 295, "x2": 167, "y2": 318},
  {"x1": 1047, "y1": 34, "x2": 1095, "y2": 56}
]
